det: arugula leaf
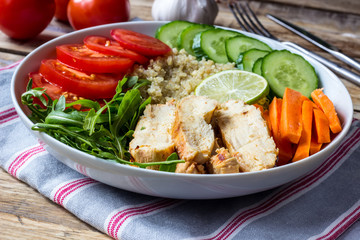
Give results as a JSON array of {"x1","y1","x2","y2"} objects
[
  {"x1": 54, "y1": 95, "x2": 66, "y2": 111},
  {"x1": 159, "y1": 153, "x2": 181, "y2": 172},
  {"x1": 111, "y1": 89, "x2": 142, "y2": 136},
  {"x1": 21, "y1": 79, "x2": 53, "y2": 122},
  {"x1": 66, "y1": 99, "x2": 101, "y2": 111}
]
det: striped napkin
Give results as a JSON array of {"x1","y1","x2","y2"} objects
[{"x1": 1, "y1": 62, "x2": 360, "y2": 240}]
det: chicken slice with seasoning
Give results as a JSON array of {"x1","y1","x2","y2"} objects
[
  {"x1": 129, "y1": 102, "x2": 176, "y2": 170},
  {"x1": 172, "y1": 96, "x2": 217, "y2": 164},
  {"x1": 208, "y1": 148, "x2": 240, "y2": 174},
  {"x1": 215, "y1": 100, "x2": 278, "y2": 172},
  {"x1": 175, "y1": 162, "x2": 205, "y2": 174}
]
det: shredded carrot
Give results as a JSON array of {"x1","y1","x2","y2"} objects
[
  {"x1": 313, "y1": 108, "x2": 331, "y2": 143},
  {"x1": 280, "y1": 88, "x2": 303, "y2": 144},
  {"x1": 269, "y1": 97, "x2": 293, "y2": 165},
  {"x1": 293, "y1": 100, "x2": 313, "y2": 162},
  {"x1": 311, "y1": 89, "x2": 342, "y2": 134}
]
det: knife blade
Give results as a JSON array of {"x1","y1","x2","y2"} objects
[{"x1": 267, "y1": 14, "x2": 360, "y2": 73}]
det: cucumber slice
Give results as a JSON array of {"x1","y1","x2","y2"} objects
[
  {"x1": 262, "y1": 50, "x2": 318, "y2": 98},
  {"x1": 192, "y1": 28, "x2": 241, "y2": 63},
  {"x1": 240, "y1": 49, "x2": 270, "y2": 72},
  {"x1": 155, "y1": 21, "x2": 194, "y2": 48},
  {"x1": 252, "y1": 58, "x2": 263, "y2": 76},
  {"x1": 177, "y1": 24, "x2": 214, "y2": 56},
  {"x1": 225, "y1": 36, "x2": 272, "y2": 62}
]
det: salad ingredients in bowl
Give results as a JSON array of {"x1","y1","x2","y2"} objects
[{"x1": 12, "y1": 21, "x2": 352, "y2": 199}]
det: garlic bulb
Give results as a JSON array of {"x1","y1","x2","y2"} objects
[{"x1": 152, "y1": 0, "x2": 219, "y2": 25}]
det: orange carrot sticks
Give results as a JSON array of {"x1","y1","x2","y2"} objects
[
  {"x1": 269, "y1": 97, "x2": 282, "y2": 137},
  {"x1": 280, "y1": 88, "x2": 303, "y2": 144},
  {"x1": 310, "y1": 137, "x2": 322, "y2": 155},
  {"x1": 269, "y1": 97, "x2": 293, "y2": 165},
  {"x1": 262, "y1": 109, "x2": 272, "y2": 133},
  {"x1": 313, "y1": 108, "x2": 331, "y2": 143},
  {"x1": 311, "y1": 89, "x2": 342, "y2": 134},
  {"x1": 293, "y1": 100, "x2": 313, "y2": 162},
  {"x1": 253, "y1": 103, "x2": 264, "y2": 114}
]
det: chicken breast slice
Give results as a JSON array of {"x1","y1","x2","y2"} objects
[
  {"x1": 215, "y1": 100, "x2": 278, "y2": 172},
  {"x1": 175, "y1": 162, "x2": 205, "y2": 174},
  {"x1": 172, "y1": 96, "x2": 217, "y2": 164},
  {"x1": 208, "y1": 148, "x2": 240, "y2": 174},
  {"x1": 129, "y1": 102, "x2": 176, "y2": 170}
]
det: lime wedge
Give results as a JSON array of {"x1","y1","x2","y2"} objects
[{"x1": 194, "y1": 70, "x2": 269, "y2": 104}]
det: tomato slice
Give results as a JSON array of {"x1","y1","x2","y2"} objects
[
  {"x1": 56, "y1": 44, "x2": 134, "y2": 73},
  {"x1": 30, "y1": 72, "x2": 69, "y2": 101},
  {"x1": 84, "y1": 35, "x2": 148, "y2": 64},
  {"x1": 39, "y1": 59, "x2": 122, "y2": 99},
  {"x1": 110, "y1": 29, "x2": 171, "y2": 57}
]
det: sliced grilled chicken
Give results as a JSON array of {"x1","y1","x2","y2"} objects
[
  {"x1": 172, "y1": 96, "x2": 217, "y2": 164},
  {"x1": 175, "y1": 162, "x2": 205, "y2": 174},
  {"x1": 215, "y1": 100, "x2": 278, "y2": 172},
  {"x1": 208, "y1": 148, "x2": 240, "y2": 174},
  {"x1": 129, "y1": 102, "x2": 176, "y2": 170}
]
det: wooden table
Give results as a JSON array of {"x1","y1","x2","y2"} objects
[{"x1": 1, "y1": 0, "x2": 359, "y2": 239}]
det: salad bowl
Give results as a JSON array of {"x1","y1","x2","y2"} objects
[{"x1": 11, "y1": 21, "x2": 353, "y2": 199}]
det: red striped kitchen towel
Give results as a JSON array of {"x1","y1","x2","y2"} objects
[{"x1": 1, "y1": 62, "x2": 360, "y2": 240}]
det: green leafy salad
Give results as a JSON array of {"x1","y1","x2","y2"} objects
[{"x1": 21, "y1": 75, "x2": 184, "y2": 171}]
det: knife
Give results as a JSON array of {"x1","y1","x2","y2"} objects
[{"x1": 267, "y1": 14, "x2": 360, "y2": 73}]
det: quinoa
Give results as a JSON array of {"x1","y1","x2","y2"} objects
[{"x1": 131, "y1": 48, "x2": 236, "y2": 104}]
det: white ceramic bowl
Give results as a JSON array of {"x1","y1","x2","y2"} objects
[{"x1": 11, "y1": 21, "x2": 353, "y2": 199}]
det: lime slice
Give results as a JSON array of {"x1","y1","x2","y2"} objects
[{"x1": 195, "y1": 70, "x2": 269, "y2": 104}]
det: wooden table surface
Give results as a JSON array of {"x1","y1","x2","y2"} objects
[{"x1": 1, "y1": 0, "x2": 359, "y2": 239}]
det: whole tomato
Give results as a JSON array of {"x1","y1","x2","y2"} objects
[
  {"x1": 67, "y1": 0, "x2": 130, "y2": 30},
  {"x1": 0, "y1": 0, "x2": 55, "y2": 40},
  {"x1": 55, "y1": 0, "x2": 70, "y2": 22}
]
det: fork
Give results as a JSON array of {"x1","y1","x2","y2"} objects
[{"x1": 228, "y1": 1, "x2": 360, "y2": 86}]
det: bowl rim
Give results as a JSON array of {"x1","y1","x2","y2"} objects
[{"x1": 10, "y1": 20, "x2": 354, "y2": 180}]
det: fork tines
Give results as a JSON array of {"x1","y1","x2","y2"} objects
[{"x1": 228, "y1": 1, "x2": 275, "y2": 39}]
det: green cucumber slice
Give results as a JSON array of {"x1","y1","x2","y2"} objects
[
  {"x1": 261, "y1": 50, "x2": 318, "y2": 98},
  {"x1": 240, "y1": 49, "x2": 270, "y2": 72},
  {"x1": 177, "y1": 24, "x2": 214, "y2": 56},
  {"x1": 252, "y1": 58, "x2": 263, "y2": 76},
  {"x1": 225, "y1": 35, "x2": 272, "y2": 63},
  {"x1": 192, "y1": 28, "x2": 241, "y2": 63},
  {"x1": 155, "y1": 21, "x2": 194, "y2": 48}
]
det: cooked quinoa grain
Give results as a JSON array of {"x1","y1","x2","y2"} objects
[{"x1": 131, "y1": 49, "x2": 236, "y2": 103}]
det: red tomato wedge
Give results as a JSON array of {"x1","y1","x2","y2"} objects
[
  {"x1": 84, "y1": 35, "x2": 148, "y2": 64},
  {"x1": 39, "y1": 59, "x2": 122, "y2": 99},
  {"x1": 110, "y1": 29, "x2": 171, "y2": 57},
  {"x1": 56, "y1": 44, "x2": 134, "y2": 73}
]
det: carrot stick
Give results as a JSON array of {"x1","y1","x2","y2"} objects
[
  {"x1": 310, "y1": 137, "x2": 322, "y2": 155},
  {"x1": 280, "y1": 88, "x2": 303, "y2": 144},
  {"x1": 300, "y1": 95, "x2": 310, "y2": 103},
  {"x1": 262, "y1": 109, "x2": 272, "y2": 133},
  {"x1": 269, "y1": 97, "x2": 281, "y2": 137},
  {"x1": 253, "y1": 103, "x2": 264, "y2": 114},
  {"x1": 313, "y1": 108, "x2": 331, "y2": 143},
  {"x1": 293, "y1": 100, "x2": 313, "y2": 162},
  {"x1": 311, "y1": 89, "x2": 342, "y2": 134},
  {"x1": 269, "y1": 97, "x2": 293, "y2": 165}
]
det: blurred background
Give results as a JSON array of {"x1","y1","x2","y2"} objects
[{"x1": 0, "y1": 0, "x2": 359, "y2": 60}]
